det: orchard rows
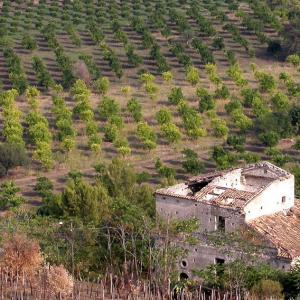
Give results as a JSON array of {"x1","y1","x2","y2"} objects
[{"x1": 0, "y1": 0, "x2": 299, "y2": 180}]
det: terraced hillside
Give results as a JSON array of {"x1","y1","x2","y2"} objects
[{"x1": 0, "y1": 0, "x2": 300, "y2": 201}]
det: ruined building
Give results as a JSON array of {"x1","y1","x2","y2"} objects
[{"x1": 155, "y1": 162, "x2": 300, "y2": 278}]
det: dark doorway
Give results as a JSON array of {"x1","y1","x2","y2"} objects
[
  {"x1": 179, "y1": 272, "x2": 189, "y2": 280},
  {"x1": 217, "y1": 216, "x2": 225, "y2": 231}
]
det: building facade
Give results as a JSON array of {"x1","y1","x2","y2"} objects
[{"x1": 155, "y1": 162, "x2": 300, "y2": 278}]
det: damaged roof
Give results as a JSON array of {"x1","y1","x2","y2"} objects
[
  {"x1": 248, "y1": 202, "x2": 300, "y2": 259},
  {"x1": 156, "y1": 162, "x2": 292, "y2": 210}
]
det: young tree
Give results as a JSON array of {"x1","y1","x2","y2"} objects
[
  {"x1": 0, "y1": 181, "x2": 24, "y2": 209},
  {"x1": 211, "y1": 118, "x2": 229, "y2": 138},
  {"x1": 161, "y1": 123, "x2": 181, "y2": 143},
  {"x1": 168, "y1": 87, "x2": 184, "y2": 105},
  {"x1": 136, "y1": 122, "x2": 157, "y2": 150},
  {"x1": 182, "y1": 148, "x2": 204, "y2": 175},
  {"x1": 94, "y1": 77, "x2": 110, "y2": 95},
  {"x1": 127, "y1": 98, "x2": 142, "y2": 122},
  {"x1": 186, "y1": 66, "x2": 200, "y2": 85},
  {"x1": 0, "y1": 143, "x2": 29, "y2": 176},
  {"x1": 155, "y1": 108, "x2": 172, "y2": 125}
]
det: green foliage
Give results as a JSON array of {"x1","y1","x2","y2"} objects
[
  {"x1": 162, "y1": 71, "x2": 173, "y2": 83},
  {"x1": 271, "y1": 91, "x2": 289, "y2": 112},
  {"x1": 250, "y1": 279, "x2": 283, "y2": 298},
  {"x1": 227, "y1": 64, "x2": 247, "y2": 87},
  {"x1": 127, "y1": 98, "x2": 142, "y2": 122},
  {"x1": 286, "y1": 54, "x2": 300, "y2": 67},
  {"x1": 98, "y1": 96, "x2": 120, "y2": 120},
  {"x1": 186, "y1": 66, "x2": 200, "y2": 86},
  {"x1": 34, "y1": 176, "x2": 53, "y2": 198},
  {"x1": 21, "y1": 33, "x2": 37, "y2": 50},
  {"x1": 155, "y1": 158, "x2": 176, "y2": 182},
  {"x1": 182, "y1": 149, "x2": 204, "y2": 175},
  {"x1": 32, "y1": 56, "x2": 54, "y2": 89},
  {"x1": 137, "y1": 122, "x2": 157, "y2": 150},
  {"x1": 0, "y1": 143, "x2": 28, "y2": 177},
  {"x1": 161, "y1": 123, "x2": 181, "y2": 143},
  {"x1": 155, "y1": 108, "x2": 172, "y2": 125},
  {"x1": 254, "y1": 71, "x2": 276, "y2": 92},
  {"x1": 178, "y1": 101, "x2": 206, "y2": 139},
  {"x1": 259, "y1": 131, "x2": 280, "y2": 147},
  {"x1": 227, "y1": 135, "x2": 246, "y2": 152},
  {"x1": 61, "y1": 180, "x2": 110, "y2": 224},
  {"x1": 0, "y1": 181, "x2": 24, "y2": 210},
  {"x1": 94, "y1": 77, "x2": 110, "y2": 95},
  {"x1": 197, "y1": 87, "x2": 215, "y2": 113},
  {"x1": 168, "y1": 87, "x2": 184, "y2": 105},
  {"x1": 265, "y1": 148, "x2": 290, "y2": 167},
  {"x1": 211, "y1": 118, "x2": 229, "y2": 138},
  {"x1": 212, "y1": 146, "x2": 238, "y2": 170},
  {"x1": 231, "y1": 110, "x2": 253, "y2": 132}
]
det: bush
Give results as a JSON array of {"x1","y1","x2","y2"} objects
[
  {"x1": 259, "y1": 131, "x2": 280, "y2": 147},
  {"x1": 212, "y1": 146, "x2": 238, "y2": 170},
  {"x1": 186, "y1": 66, "x2": 200, "y2": 85},
  {"x1": 197, "y1": 87, "x2": 215, "y2": 113},
  {"x1": 98, "y1": 97, "x2": 120, "y2": 120},
  {"x1": 182, "y1": 149, "x2": 204, "y2": 175},
  {"x1": 250, "y1": 279, "x2": 283, "y2": 298},
  {"x1": 94, "y1": 77, "x2": 110, "y2": 95},
  {"x1": 161, "y1": 123, "x2": 181, "y2": 143},
  {"x1": 227, "y1": 135, "x2": 246, "y2": 152},
  {"x1": 211, "y1": 118, "x2": 229, "y2": 138},
  {"x1": 155, "y1": 108, "x2": 172, "y2": 125},
  {"x1": 127, "y1": 98, "x2": 142, "y2": 122},
  {"x1": 21, "y1": 33, "x2": 37, "y2": 51},
  {"x1": 34, "y1": 176, "x2": 53, "y2": 198},
  {"x1": 0, "y1": 143, "x2": 29, "y2": 177},
  {"x1": 0, "y1": 181, "x2": 24, "y2": 210},
  {"x1": 168, "y1": 87, "x2": 184, "y2": 105},
  {"x1": 137, "y1": 122, "x2": 157, "y2": 150}
]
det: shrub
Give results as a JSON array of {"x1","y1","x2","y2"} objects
[
  {"x1": 137, "y1": 122, "x2": 157, "y2": 150},
  {"x1": 127, "y1": 98, "x2": 142, "y2": 122},
  {"x1": 186, "y1": 66, "x2": 200, "y2": 85},
  {"x1": 182, "y1": 148, "x2": 204, "y2": 175},
  {"x1": 162, "y1": 71, "x2": 173, "y2": 83},
  {"x1": 155, "y1": 109, "x2": 172, "y2": 125},
  {"x1": 197, "y1": 87, "x2": 215, "y2": 113},
  {"x1": 34, "y1": 176, "x2": 53, "y2": 198},
  {"x1": 227, "y1": 135, "x2": 246, "y2": 152},
  {"x1": 94, "y1": 77, "x2": 110, "y2": 95},
  {"x1": 211, "y1": 118, "x2": 229, "y2": 138},
  {"x1": 255, "y1": 71, "x2": 276, "y2": 92},
  {"x1": 259, "y1": 131, "x2": 280, "y2": 147},
  {"x1": 0, "y1": 143, "x2": 29, "y2": 177},
  {"x1": 287, "y1": 54, "x2": 300, "y2": 67},
  {"x1": 0, "y1": 181, "x2": 24, "y2": 210},
  {"x1": 21, "y1": 33, "x2": 37, "y2": 51},
  {"x1": 161, "y1": 123, "x2": 181, "y2": 143},
  {"x1": 98, "y1": 97, "x2": 120, "y2": 120},
  {"x1": 271, "y1": 91, "x2": 289, "y2": 112},
  {"x1": 168, "y1": 87, "x2": 184, "y2": 105}
]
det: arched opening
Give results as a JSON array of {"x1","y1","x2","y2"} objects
[
  {"x1": 180, "y1": 272, "x2": 189, "y2": 280},
  {"x1": 180, "y1": 259, "x2": 188, "y2": 268}
]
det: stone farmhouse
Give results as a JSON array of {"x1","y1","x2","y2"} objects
[{"x1": 155, "y1": 161, "x2": 300, "y2": 279}]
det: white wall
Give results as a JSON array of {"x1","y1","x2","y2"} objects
[{"x1": 244, "y1": 175, "x2": 294, "y2": 221}]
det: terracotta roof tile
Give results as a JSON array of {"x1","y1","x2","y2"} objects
[{"x1": 249, "y1": 202, "x2": 300, "y2": 259}]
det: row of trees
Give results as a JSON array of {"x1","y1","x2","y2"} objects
[
  {"x1": 71, "y1": 80, "x2": 102, "y2": 153},
  {"x1": 25, "y1": 87, "x2": 54, "y2": 169},
  {"x1": 3, "y1": 47, "x2": 28, "y2": 94}
]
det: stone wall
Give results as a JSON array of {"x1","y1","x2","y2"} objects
[{"x1": 156, "y1": 194, "x2": 245, "y2": 233}]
